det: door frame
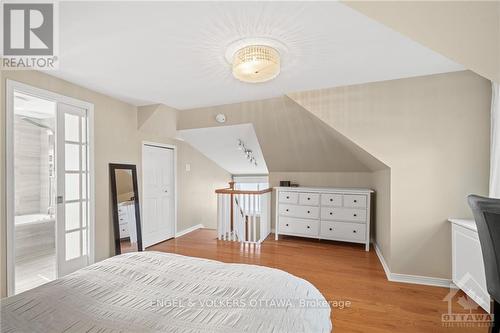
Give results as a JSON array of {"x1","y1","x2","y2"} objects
[
  {"x1": 141, "y1": 141, "x2": 177, "y2": 249},
  {"x1": 5, "y1": 79, "x2": 96, "y2": 296}
]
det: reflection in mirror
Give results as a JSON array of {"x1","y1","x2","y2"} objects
[{"x1": 109, "y1": 164, "x2": 142, "y2": 255}]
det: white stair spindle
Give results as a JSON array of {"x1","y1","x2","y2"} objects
[
  {"x1": 217, "y1": 194, "x2": 222, "y2": 240},
  {"x1": 252, "y1": 194, "x2": 257, "y2": 243}
]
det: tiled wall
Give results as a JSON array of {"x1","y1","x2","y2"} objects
[{"x1": 14, "y1": 116, "x2": 53, "y2": 216}]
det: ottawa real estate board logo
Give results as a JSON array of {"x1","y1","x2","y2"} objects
[{"x1": 1, "y1": 1, "x2": 58, "y2": 69}]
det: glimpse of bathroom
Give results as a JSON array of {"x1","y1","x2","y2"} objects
[{"x1": 14, "y1": 92, "x2": 57, "y2": 294}]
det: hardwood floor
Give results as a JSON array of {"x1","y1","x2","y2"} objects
[{"x1": 148, "y1": 229, "x2": 489, "y2": 333}]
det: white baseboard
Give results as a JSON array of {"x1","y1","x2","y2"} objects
[
  {"x1": 374, "y1": 242, "x2": 392, "y2": 279},
  {"x1": 374, "y1": 243, "x2": 455, "y2": 289},
  {"x1": 176, "y1": 224, "x2": 204, "y2": 238}
]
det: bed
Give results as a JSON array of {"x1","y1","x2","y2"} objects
[{"x1": 1, "y1": 252, "x2": 332, "y2": 332}]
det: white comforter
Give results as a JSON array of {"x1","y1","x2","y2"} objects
[{"x1": 1, "y1": 252, "x2": 332, "y2": 333}]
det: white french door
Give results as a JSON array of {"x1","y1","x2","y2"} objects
[
  {"x1": 6, "y1": 80, "x2": 95, "y2": 296},
  {"x1": 56, "y1": 103, "x2": 90, "y2": 276},
  {"x1": 142, "y1": 144, "x2": 175, "y2": 248}
]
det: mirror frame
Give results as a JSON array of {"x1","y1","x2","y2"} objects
[{"x1": 109, "y1": 163, "x2": 143, "y2": 255}]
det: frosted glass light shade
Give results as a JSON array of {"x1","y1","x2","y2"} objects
[{"x1": 232, "y1": 45, "x2": 280, "y2": 83}]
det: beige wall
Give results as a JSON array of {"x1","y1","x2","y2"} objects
[
  {"x1": 137, "y1": 105, "x2": 231, "y2": 231},
  {"x1": 0, "y1": 71, "x2": 230, "y2": 297},
  {"x1": 178, "y1": 96, "x2": 386, "y2": 172},
  {"x1": 344, "y1": 1, "x2": 500, "y2": 83},
  {"x1": 290, "y1": 70, "x2": 491, "y2": 278}
]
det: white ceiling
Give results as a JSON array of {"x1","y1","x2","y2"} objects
[
  {"x1": 50, "y1": 1, "x2": 463, "y2": 109},
  {"x1": 177, "y1": 124, "x2": 268, "y2": 175}
]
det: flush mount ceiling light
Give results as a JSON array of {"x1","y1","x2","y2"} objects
[{"x1": 225, "y1": 38, "x2": 287, "y2": 83}]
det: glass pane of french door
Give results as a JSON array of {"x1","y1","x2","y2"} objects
[{"x1": 56, "y1": 103, "x2": 89, "y2": 277}]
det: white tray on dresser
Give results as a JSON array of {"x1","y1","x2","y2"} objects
[{"x1": 274, "y1": 187, "x2": 374, "y2": 251}]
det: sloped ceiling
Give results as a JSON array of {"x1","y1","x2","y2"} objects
[
  {"x1": 344, "y1": 1, "x2": 500, "y2": 83},
  {"x1": 177, "y1": 96, "x2": 386, "y2": 173},
  {"x1": 177, "y1": 124, "x2": 269, "y2": 175}
]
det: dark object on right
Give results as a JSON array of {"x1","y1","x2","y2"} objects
[{"x1": 468, "y1": 194, "x2": 500, "y2": 333}]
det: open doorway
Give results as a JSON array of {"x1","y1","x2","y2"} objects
[
  {"x1": 12, "y1": 92, "x2": 56, "y2": 294},
  {"x1": 6, "y1": 80, "x2": 95, "y2": 296}
]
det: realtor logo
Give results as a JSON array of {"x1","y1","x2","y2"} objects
[
  {"x1": 442, "y1": 273, "x2": 494, "y2": 328},
  {"x1": 1, "y1": 2, "x2": 58, "y2": 69}
]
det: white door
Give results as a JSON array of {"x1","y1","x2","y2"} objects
[
  {"x1": 56, "y1": 103, "x2": 90, "y2": 276},
  {"x1": 142, "y1": 144, "x2": 175, "y2": 247}
]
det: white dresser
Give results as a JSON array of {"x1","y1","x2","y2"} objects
[
  {"x1": 118, "y1": 201, "x2": 136, "y2": 241},
  {"x1": 275, "y1": 187, "x2": 373, "y2": 251},
  {"x1": 449, "y1": 218, "x2": 490, "y2": 312}
]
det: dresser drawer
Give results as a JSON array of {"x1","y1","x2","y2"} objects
[
  {"x1": 321, "y1": 194, "x2": 343, "y2": 207},
  {"x1": 321, "y1": 207, "x2": 366, "y2": 223},
  {"x1": 279, "y1": 204, "x2": 320, "y2": 219},
  {"x1": 278, "y1": 192, "x2": 299, "y2": 204},
  {"x1": 299, "y1": 193, "x2": 320, "y2": 206},
  {"x1": 320, "y1": 221, "x2": 366, "y2": 241},
  {"x1": 119, "y1": 225, "x2": 129, "y2": 238},
  {"x1": 280, "y1": 217, "x2": 319, "y2": 237},
  {"x1": 343, "y1": 194, "x2": 367, "y2": 208}
]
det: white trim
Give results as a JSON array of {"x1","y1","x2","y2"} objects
[
  {"x1": 374, "y1": 243, "x2": 455, "y2": 288},
  {"x1": 175, "y1": 224, "x2": 204, "y2": 238},
  {"x1": 374, "y1": 243, "x2": 391, "y2": 280},
  {"x1": 6, "y1": 81, "x2": 15, "y2": 297},
  {"x1": 5, "y1": 79, "x2": 96, "y2": 296},
  {"x1": 141, "y1": 141, "x2": 177, "y2": 250}
]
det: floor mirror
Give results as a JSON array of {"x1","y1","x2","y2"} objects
[{"x1": 109, "y1": 164, "x2": 143, "y2": 254}]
